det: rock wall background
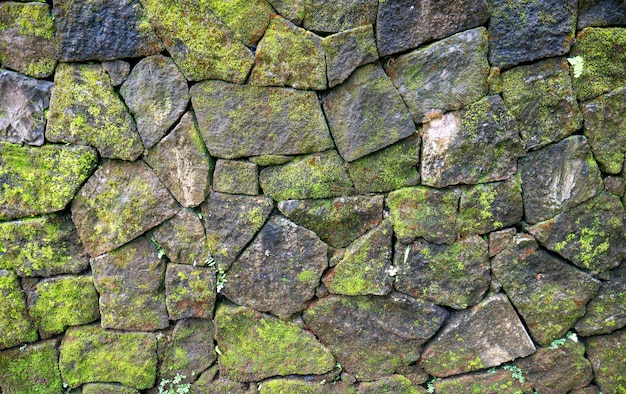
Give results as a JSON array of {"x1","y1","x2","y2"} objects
[{"x1": 1, "y1": 0, "x2": 626, "y2": 393}]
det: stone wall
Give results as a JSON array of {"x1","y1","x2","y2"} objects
[{"x1": 1, "y1": 0, "x2": 626, "y2": 393}]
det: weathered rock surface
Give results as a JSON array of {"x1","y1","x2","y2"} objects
[
  {"x1": 103, "y1": 60, "x2": 130, "y2": 86},
  {"x1": 419, "y1": 293, "x2": 536, "y2": 377},
  {"x1": 268, "y1": 0, "x2": 305, "y2": 25},
  {"x1": 205, "y1": 0, "x2": 273, "y2": 46},
  {"x1": 213, "y1": 160, "x2": 259, "y2": 196},
  {"x1": 434, "y1": 368, "x2": 532, "y2": 394},
  {"x1": 150, "y1": 209, "x2": 212, "y2": 267},
  {"x1": 303, "y1": 293, "x2": 448, "y2": 381},
  {"x1": 519, "y1": 136, "x2": 603, "y2": 224},
  {"x1": 165, "y1": 264, "x2": 215, "y2": 320},
  {"x1": 191, "y1": 80, "x2": 333, "y2": 159},
  {"x1": 323, "y1": 63, "x2": 415, "y2": 162},
  {"x1": 578, "y1": 0, "x2": 626, "y2": 29},
  {"x1": 261, "y1": 378, "x2": 356, "y2": 394},
  {"x1": 302, "y1": 0, "x2": 377, "y2": 33},
  {"x1": 585, "y1": 328, "x2": 626, "y2": 393},
  {"x1": 386, "y1": 27, "x2": 489, "y2": 124},
  {"x1": 83, "y1": 384, "x2": 139, "y2": 394},
  {"x1": 0, "y1": 339, "x2": 62, "y2": 393},
  {"x1": 0, "y1": 270, "x2": 37, "y2": 350},
  {"x1": 358, "y1": 375, "x2": 425, "y2": 394},
  {"x1": 0, "y1": 69, "x2": 53, "y2": 146},
  {"x1": 323, "y1": 25, "x2": 378, "y2": 88}
]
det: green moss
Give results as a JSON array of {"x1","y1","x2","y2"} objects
[
  {"x1": 0, "y1": 270, "x2": 38, "y2": 350},
  {"x1": 0, "y1": 340, "x2": 62, "y2": 394},
  {"x1": 422, "y1": 348, "x2": 485, "y2": 377},
  {"x1": 205, "y1": 0, "x2": 272, "y2": 46}
]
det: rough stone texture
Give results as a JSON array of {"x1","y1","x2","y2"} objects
[
  {"x1": 139, "y1": 0, "x2": 254, "y2": 83},
  {"x1": 487, "y1": 0, "x2": 577, "y2": 68},
  {"x1": 59, "y1": 324, "x2": 157, "y2": 389},
  {"x1": 302, "y1": 0, "x2": 377, "y2": 33},
  {"x1": 419, "y1": 293, "x2": 536, "y2": 377},
  {"x1": 249, "y1": 155, "x2": 294, "y2": 166},
  {"x1": 578, "y1": 0, "x2": 626, "y2": 29},
  {"x1": 385, "y1": 27, "x2": 489, "y2": 124},
  {"x1": 0, "y1": 143, "x2": 98, "y2": 221},
  {"x1": 376, "y1": 0, "x2": 489, "y2": 56},
  {"x1": 323, "y1": 25, "x2": 379, "y2": 88},
  {"x1": 582, "y1": 86, "x2": 626, "y2": 174},
  {"x1": 277, "y1": 195, "x2": 383, "y2": 249},
  {"x1": 492, "y1": 235, "x2": 601, "y2": 346},
  {"x1": 489, "y1": 228, "x2": 517, "y2": 257},
  {"x1": 303, "y1": 293, "x2": 448, "y2": 381},
  {"x1": 259, "y1": 151, "x2": 355, "y2": 200},
  {"x1": 322, "y1": 63, "x2": 415, "y2": 162},
  {"x1": 46, "y1": 63, "x2": 144, "y2": 161},
  {"x1": 90, "y1": 237, "x2": 169, "y2": 331},
  {"x1": 71, "y1": 160, "x2": 178, "y2": 257},
  {"x1": 0, "y1": 2, "x2": 56, "y2": 78},
  {"x1": 215, "y1": 303, "x2": 335, "y2": 382},
  {"x1": 200, "y1": 192, "x2": 273, "y2": 270},
  {"x1": 358, "y1": 375, "x2": 424, "y2": 394},
  {"x1": 499, "y1": 57, "x2": 583, "y2": 150},
  {"x1": 250, "y1": 16, "x2": 327, "y2": 90},
  {"x1": 0, "y1": 339, "x2": 62, "y2": 394},
  {"x1": 191, "y1": 80, "x2": 333, "y2": 159},
  {"x1": 205, "y1": 0, "x2": 273, "y2": 46},
  {"x1": 434, "y1": 369, "x2": 532, "y2": 394},
  {"x1": 519, "y1": 136, "x2": 603, "y2": 224},
  {"x1": 0, "y1": 214, "x2": 89, "y2": 277},
  {"x1": 569, "y1": 386, "x2": 601, "y2": 394},
  {"x1": 387, "y1": 186, "x2": 459, "y2": 244},
  {"x1": 268, "y1": 0, "x2": 304, "y2": 25},
  {"x1": 421, "y1": 95, "x2": 524, "y2": 188},
  {"x1": 0, "y1": 270, "x2": 37, "y2": 350},
  {"x1": 261, "y1": 379, "x2": 356, "y2": 394},
  {"x1": 528, "y1": 192, "x2": 626, "y2": 273},
  {"x1": 213, "y1": 160, "x2": 259, "y2": 196},
  {"x1": 586, "y1": 328, "x2": 626, "y2": 393},
  {"x1": 103, "y1": 60, "x2": 131, "y2": 86},
  {"x1": 165, "y1": 264, "x2": 216, "y2": 320},
  {"x1": 223, "y1": 215, "x2": 327, "y2": 318},
  {"x1": 570, "y1": 27, "x2": 626, "y2": 101},
  {"x1": 394, "y1": 236, "x2": 490, "y2": 309},
  {"x1": 190, "y1": 366, "x2": 255, "y2": 394},
  {"x1": 150, "y1": 209, "x2": 212, "y2": 267},
  {"x1": 0, "y1": 69, "x2": 53, "y2": 146},
  {"x1": 83, "y1": 384, "x2": 139, "y2": 394},
  {"x1": 120, "y1": 55, "x2": 189, "y2": 149}
]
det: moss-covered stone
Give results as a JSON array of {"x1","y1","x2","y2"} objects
[
  {"x1": 578, "y1": 0, "x2": 626, "y2": 29},
  {"x1": 249, "y1": 155, "x2": 294, "y2": 166},
  {"x1": 323, "y1": 24, "x2": 378, "y2": 88},
  {"x1": 82, "y1": 383, "x2": 139, "y2": 394},
  {"x1": 213, "y1": 160, "x2": 259, "y2": 196},
  {"x1": 165, "y1": 264, "x2": 216, "y2": 320},
  {"x1": 150, "y1": 209, "x2": 212, "y2": 267},
  {"x1": 268, "y1": 0, "x2": 305, "y2": 25},
  {"x1": 0, "y1": 143, "x2": 98, "y2": 221},
  {"x1": 434, "y1": 368, "x2": 533, "y2": 394},
  {"x1": 0, "y1": 339, "x2": 62, "y2": 394},
  {"x1": 302, "y1": 0, "x2": 377, "y2": 33},
  {"x1": 205, "y1": 0, "x2": 273, "y2": 46},
  {"x1": 0, "y1": 269, "x2": 37, "y2": 350},
  {"x1": 261, "y1": 378, "x2": 356, "y2": 394},
  {"x1": 585, "y1": 328, "x2": 626, "y2": 393},
  {"x1": 358, "y1": 375, "x2": 424, "y2": 394}
]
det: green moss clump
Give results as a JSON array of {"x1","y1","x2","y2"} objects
[
  {"x1": 205, "y1": 0, "x2": 273, "y2": 46},
  {"x1": 0, "y1": 270, "x2": 38, "y2": 350},
  {"x1": 0, "y1": 339, "x2": 62, "y2": 394},
  {"x1": 261, "y1": 378, "x2": 356, "y2": 394}
]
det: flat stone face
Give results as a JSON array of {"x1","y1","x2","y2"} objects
[
  {"x1": 376, "y1": 0, "x2": 489, "y2": 56},
  {"x1": 261, "y1": 378, "x2": 356, "y2": 394},
  {"x1": 578, "y1": 0, "x2": 626, "y2": 29},
  {"x1": 59, "y1": 324, "x2": 157, "y2": 389},
  {"x1": 303, "y1": 293, "x2": 448, "y2": 381},
  {"x1": 268, "y1": 0, "x2": 305, "y2": 25},
  {"x1": 83, "y1": 384, "x2": 139, "y2": 394},
  {"x1": 191, "y1": 80, "x2": 333, "y2": 159},
  {"x1": 323, "y1": 25, "x2": 379, "y2": 88},
  {"x1": 323, "y1": 63, "x2": 415, "y2": 162},
  {"x1": 0, "y1": 270, "x2": 37, "y2": 350},
  {"x1": 419, "y1": 293, "x2": 536, "y2": 377},
  {"x1": 213, "y1": 160, "x2": 259, "y2": 196},
  {"x1": 0, "y1": 69, "x2": 53, "y2": 146},
  {"x1": 488, "y1": 0, "x2": 577, "y2": 68},
  {"x1": 205, "y1": 0, "x2": 273, "y2": 46},
  {"x1": 0, "y1": 143, "x2": 98, "y2": 221},
  {"x1": 358, "y1": 375, "x2": 423, "y2": 394},
  {"x1": 303, "y1": 0, "x2": 377, "y2": 33},
  {"x1": 500, "y1": 57, "x2": 583, "y2": 150},
  {"x1": 103, "y1": 60, "x2": 131, "y2": 86},
  {"x1": 71, "y1": 160, "x2": 178, "y2": 257},
  {"x1": 150, "y1": 209, "x2": 212, "y2": 267},
  {"x1": 434, "y1": 369, "x2": 532, "y2": 394},
  {"x1": 386, "y1": 27, "x2": 489, "y2": 124},
  {"x1": 90, "y1": 237, "x2": 169, "y2": 331},
  {"x1": 0, "y1": 339, "x2": 62, "y2": 394},
  {"x1": 585, "y1": 328, "x2": 626, "y2": 393},
  {"x1": 520, "y1": 136, "x2": 603, "y2": 224},
  {"x1": 165, "y1": 264, "x2": 216, "y2": 320}
]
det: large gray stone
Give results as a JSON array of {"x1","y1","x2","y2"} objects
[
  {"x1": 323, "y1": 25, "x2": 379, "y2": 88},
  {"x1": 578, "y1": 0, "x2": 626, "y2": 29},
  {"x1": 150, "y1": 209, "x2": 212, "y2": 267},
  {"x1": 302, "y1": 0, "x2": 377, "y2": 33},
  {"x1": 585, "y1": 328, "x2": 626, "y2": 393}
]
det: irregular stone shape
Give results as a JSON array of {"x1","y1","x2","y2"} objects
[
  {"x1": 488, "y1": 0, "x2": 577, "y2": 68},
  {"x1": 387, "y1": 186, "x2": 459, "y2": 244},
  {"x1": 120, "y1": 55, "x2": 189, "y2": 149},
  {"x1": 571, "y1": 28, "x2": 626, "y2": 101},
  {"x1": 578, "y1": 0, "x2": 626, "y2": 28},
  {"x1": 491, "y1": 236, "x2": 600, "y2": 346},
  {"x1": 519, "y1": 136, "x2": 603, "y2": 224},
  {"x1": 141, "y1": 0, "x2": 254, "y2": 83},
  {"x1": 421, "y1": 95, "x2": 524, "y2": 188},
  {"x1": 324, "y1": 221, "x2": 392, "y2": 296},
  {"x1": 0, "y1": 270, "x2": 37, "y2": 350},
  {"x1": 191, "y1": 366, "x2": 253, "y2": 394},
  {"x1": 71, "y1": 160, "x2": 178, "y2": 257},
  {"x1": 0, "y1": 143, "x2": 98, "y2": 221},
  {"x1": 394, "y1": 236, "x2": 490, "y2": 309},
  {"x1": 586, "y1": 329, "x2": 626, "y2": 392},
  {"x1": 261, "y1": 379, "x2": 356, "y2": 394},
  {"x1": 323, "y1": 63, "x2": 415, "y2": 162},
  {"x1": 28, "y1": 275, "x2": 100, "y2": 339},
  {"x1": 0, "y1": 214, "x2": 89, "y2": 277},
  {"x1": 569, "y1": 386, "x2": 601, "y2": 394},
  {"x1": 489, "y1": 228, "x2": 517, "y2": 257},
  {"x1": 582, "y1": 86, "x2": 626, "y2": 174},
  {"x1": 250, "y1": 16, "x2": 326, "y2": 90},
  {"x1": 259, "y1": 151, "x2": 355, "y2": 200},
  {"x1": 268, "y1": 0, "x2": 304, "y2": 25},
  {"x1": 83, "y1": 384, "x2": 139, "y2": 394},
  {"x1": 223, "y1": 215, "x2": 327, "y2": 318},
  {"x1": 200, "y1": 192, "x2": 273, "y2": 270},
  {"x1": 0, "y1": 339, "x2": 62, "y2": 393},
  {"x1": 215, "y1": 303, "x2": 335, "y2": 381},
  {"x1": 90, "y1": 237, "x2": 169, "y2": 331},
  {"x1": 323, "y1": 25, "x2": 379, "y2": 88},
  {"x1": 434, "y1": 369, "x2": 532, "y2": 394},
  {"x1": 59, "y1": 324, "x2": 157, "y2": 389},
  {"x1": 165, "y1": 264, "x2": 216, "y2": 320},
  {"x1": 376, "y1": 0, "x2": 489, "y2": 56},
  {"x1": 359, "y1": 375, "x2": 425, "y2": 394},
  {"x1": 0, "y1": 2, "x2": 56, "y2": 78},
  {"x1": 347, "y1": 135, "x2": 420, "y2": 194},
  {"x1": 303, "y1": 293, "x2": 448, "y2": 381},
  {"x1": 277, "y1": 195, "x2": 383, "y2": 248},
  {"x1": 213, "y1": 160, "x2": 259, "y2": 196},
  {"x1": 103, "y1": 60, "x2": 131, "y2": 86},
  {"x1": 205, "y1": 0, "x2": 273, "y2": 46},
  {"x1": 419, "y1": 293, "x2": 536, "y2": 377},
  {"x1": 528, "y1": 192, "x2": 626, "y2": 272},
  {"x1": 458, "y1": 176, "x2": 523, "y2": 237},
  {"x1": 604, "y1": 175, "x2": 625, "y2": 197},
  {"x1": 144, "y1": 112, "x2": 213, "y2": 208},
  {"x1": 302, "y1": 0, "x2": 377, "y2": 33},
  {"x1": 500, "y1": 57, "x2": 583, "y2": 150},
  {"x1": 191, "y1": 80, "x2": 333, "y2": 159},
  {"x1": 46, "y1": 63, "x2": 144, "y2": 161},
  {"x1": 151, "y1": 209, "x2": 212, "y2": 267},
  {"x1": 386, "y1": 27, "x2": 489, "y2": 124},
  {"x1": 0, "y1": 69, "x2": 53, "y2": 146}
]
